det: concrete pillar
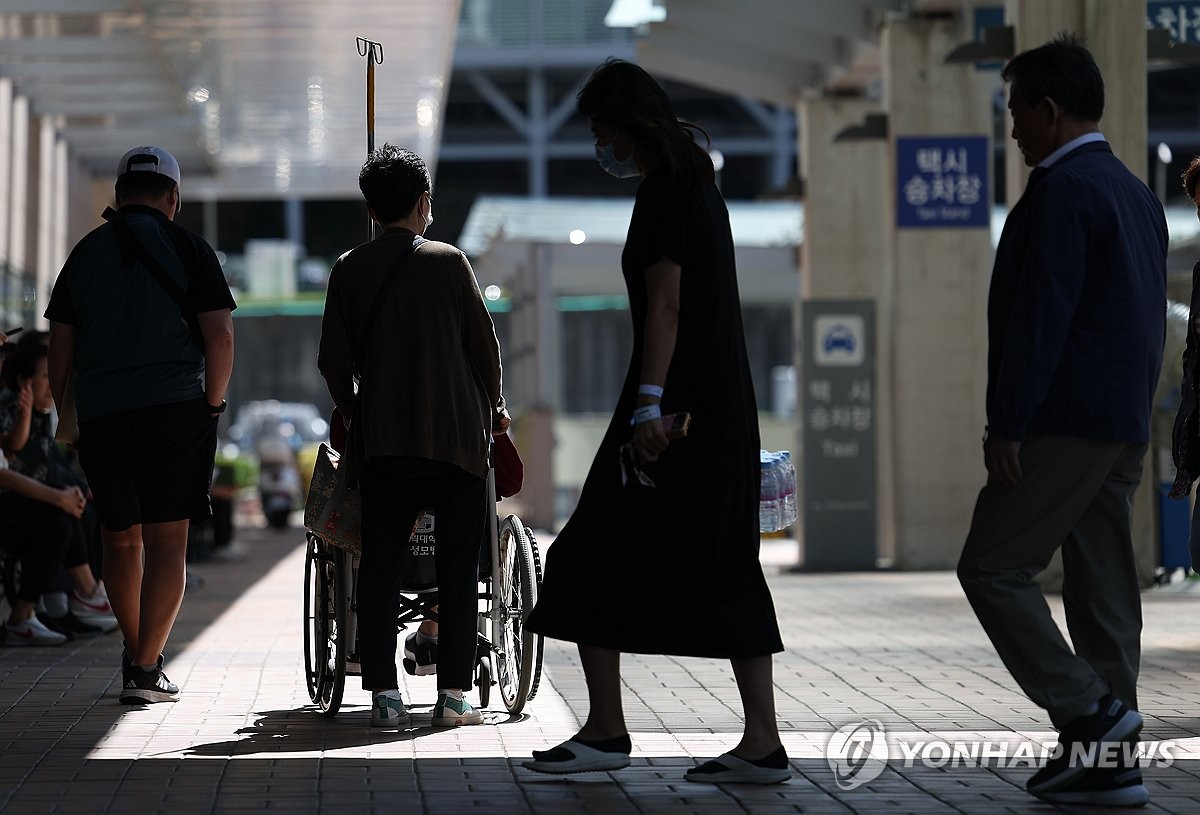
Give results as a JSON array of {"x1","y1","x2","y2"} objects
[
  {"x1": 52, "y1": 128, "x2": 68, "y2": 283},
  {"x1": 1004, "y1": 0, "x2": 1158, "y2": 587},
  {"x1": 507, "y1": 243, "x2": 557, "y2": 531},
  {"x1": 1004, "y1": 0, "x2": 1147, "y2": 188},
  {"x1": 797, "y1": 95, "x2": 893, "y2": 563},
  {"x1": 34, "y1": 116, "x2": 56, "y2": 329},
  {"x1": 882, "y1": 16, "x2": 995, "y2": 569},
  {"x1": 63, "y1": 152, "x2": 99, "y2": 250},
  {"x1": 9, "y1": 95, "x2": 28, "y2": 284},
  {"x1": 0, "y1": 79, "x2": 11, "y2": 269}
]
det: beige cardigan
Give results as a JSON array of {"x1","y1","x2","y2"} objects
[{"x1": 317, "y1": 228, "x2": 504, "y2": 479}]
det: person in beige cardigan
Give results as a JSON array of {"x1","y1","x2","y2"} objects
[{"x1": 318, "y1": 144, "x2": 507, "y2": 729}]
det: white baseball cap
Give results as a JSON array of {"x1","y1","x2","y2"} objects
[{"x1": 116, "y1": 146, "x2": 181, "y2": 185}]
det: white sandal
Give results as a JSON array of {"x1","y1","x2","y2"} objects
[{"x1": 523, "y1": 739, "x2": 632, "y2": 774}]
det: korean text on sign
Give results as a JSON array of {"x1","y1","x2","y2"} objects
[
  {"x1": 896, "y1": 136, "x2": 989, "y2": 228},
  {"x1": 1148, "y1": 2, "x2": 1200, "y2": 44}
]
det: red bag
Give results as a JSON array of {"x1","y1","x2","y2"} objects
[{"x1": 494, "y1": 432, "x2": 524, "y2": 498}]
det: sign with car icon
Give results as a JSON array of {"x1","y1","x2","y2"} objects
[
  {"x1": 815, "y1": 316, "x2": 865, "y2": 366},
  {"x1": 802, "y1": 300, "x2": 876, "y2": 569}
]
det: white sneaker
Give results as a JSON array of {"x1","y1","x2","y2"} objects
[
  {"x1": 370, "y1": 690, "x2": 410, "y2": 728},
  {"x1": 70, "y1": 585, "x2": 119, "y2": 632},
  {"x1": 432, "y1": 692, "x2": 484, "y2": 726},
  {"x1": 5, "y1": 615, "x2": 68, "y2": 646}
]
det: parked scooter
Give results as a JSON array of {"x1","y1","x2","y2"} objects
[{"x1": 257, "y1": 437, "x2": 301, "y2": 529}]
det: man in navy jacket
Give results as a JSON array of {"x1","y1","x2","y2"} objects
[{"x1": 957, "y1": 35, "x2": 1167, "y2": 808}]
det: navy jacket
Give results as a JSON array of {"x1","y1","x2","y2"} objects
[{"x1": 986, "y1": 141, "x2": 1167, "y2": 443}]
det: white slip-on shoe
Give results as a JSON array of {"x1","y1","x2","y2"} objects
[
  {"x1": 524, "y1": 738, "x2": 632, "y2": 774},
  {"x1": 69, "y1": 585, "x2": 119, "y2": 632},
  {"x1": 4, "y1": 615, "x2": 68, "y2": 646}
]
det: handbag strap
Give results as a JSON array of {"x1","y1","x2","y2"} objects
[
  {"x1": 103, "y1": 207, "x2": 203, "y2": 349},
  {"x1": 354, "y1": 235, "x2": 425, "y2": 378}
]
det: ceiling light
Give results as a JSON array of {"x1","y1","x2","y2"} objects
[{"x1": 604, "y1": 0, "x2": 665, "y2": 27}]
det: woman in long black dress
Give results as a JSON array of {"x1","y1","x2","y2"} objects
[{"x1": 523, "y1": 60, "x2": 788, "y2": 784}]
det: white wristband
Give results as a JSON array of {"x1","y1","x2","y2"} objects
[
  {"x1": 633, "y1": 404, "x2": 662, "y2": 425},
  {"x1": 638, "y1": 384, "x2": 663, "y2": 398}
]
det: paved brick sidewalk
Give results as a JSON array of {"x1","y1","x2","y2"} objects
[{"x1": 1, "y1": 523, "x2": 1197, "y2": 814}]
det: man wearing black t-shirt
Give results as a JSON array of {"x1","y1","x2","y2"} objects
[{"x1": 45, "y1": 146, "x2": 236, "y2": 704}]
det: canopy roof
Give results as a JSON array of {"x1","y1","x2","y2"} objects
[{"x1": 0, "y1": 0, "x2": 460, "y2": 198}]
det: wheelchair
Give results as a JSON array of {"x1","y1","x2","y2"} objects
[{"x1": 302, "y1": 467, "x2": 544, "y2": 718}]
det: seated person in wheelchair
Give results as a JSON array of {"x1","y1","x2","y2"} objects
[{"x1": 318, "y1": 144, "x2": 507, "y2": 728}]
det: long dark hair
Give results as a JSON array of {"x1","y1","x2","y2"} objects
[{"x1": 577, "y1": 59, "x2": 714, "y2": 188}]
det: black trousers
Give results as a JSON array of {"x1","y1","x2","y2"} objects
[
  {"x1": 0, "y1": 492, "x2": 89, "y2": 604},
  {"x1": 358, "y1": 456, "x2": 487, "y2": 692},
  {"x1": 958, "y1": 436, "x2": 1146, "y2": 727}
]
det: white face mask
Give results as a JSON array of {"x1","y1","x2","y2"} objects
[{"x1": 595, "y1": 142, "x2": 640, "y2": 179}]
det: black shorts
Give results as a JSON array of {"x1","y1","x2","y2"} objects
[{"x1": 78, "y1": 397, "x2": 218, "y2": 531}]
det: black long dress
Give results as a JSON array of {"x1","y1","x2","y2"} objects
[{"x1": 524, "y1": 170, "x2": 784, "y2": 658}]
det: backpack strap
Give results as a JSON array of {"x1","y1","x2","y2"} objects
[
  {"x1": 103, "y1": 207, "x2": 204, "y2": 349},
  {"x1": 354, "y1": 235, "x2": 426, "y2": 378}
]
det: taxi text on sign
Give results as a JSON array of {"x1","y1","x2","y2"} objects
[
  {"x1": 896, "y1": 136, "x2": 989, "y2": 229},
  {"x1": 801, "y1": 300, "x2": 877, "y2": 570}
]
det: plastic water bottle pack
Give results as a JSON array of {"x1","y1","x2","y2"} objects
[{"x1": 759, "y1": 450, "x2": 797, "y2": 533}]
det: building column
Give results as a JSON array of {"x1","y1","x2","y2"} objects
[
  {"x1": 9, "y1": 95, "x2": 29, "y2": 324},
  {"x1": 1005, "y1": 0, "x2": 1157, "y2": 587},
  {"x1": 52, "y1": 126, "x2": 68, "y2": 284},
  {"x1": 0, "y1": 79, "x2": 11, "y2": 271},
  {"x1": 508, "y1": 242, "x2": 557, "y2": 531},
  {"x1": 881, "y1": 15, "x2": 995, "y2": 568},
  {"x1": 34, "y1": 116, "x2": 57, "y2": 329},
  {"x1": 796, "y1": 95, "x2": 892, "y2": 566}
]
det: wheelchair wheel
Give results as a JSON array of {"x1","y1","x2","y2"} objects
[
  {"x1": 525, "y1": 525, "x2": 545, "y2": 702},
  {"x1": 495, "y1": 515, "x2": 537, "y2": 713},
  {"x1": 303, "y1": 533, "x2": 347, "y2": 716},
  {"x1": 303, "y1": 534, "x2": 321, "y2": 701}
]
